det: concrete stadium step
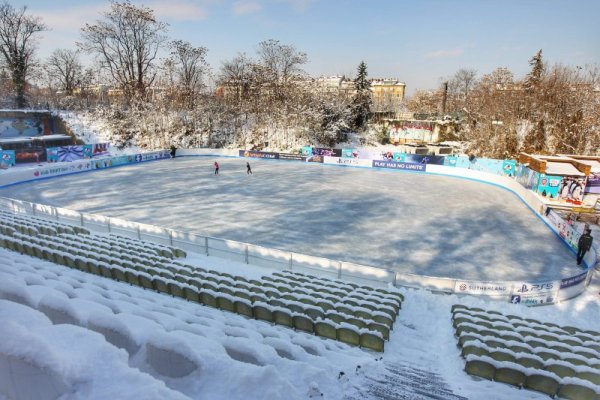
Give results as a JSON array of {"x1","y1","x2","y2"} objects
[{"x1": 345, "y1": 361, "x2": 468, "y2": 400}]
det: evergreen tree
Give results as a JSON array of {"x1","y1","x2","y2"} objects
[
  {"x1": 351, "y1": 61, "x2": 371, "y2": 130},
  {"x1": 524, "y1": 49, "x2": 544, "y2": 92},
  {"x1": 355, "y1": 61, "x2": 369, "y2": 91}
]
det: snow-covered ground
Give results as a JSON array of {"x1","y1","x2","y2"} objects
[
  {"x1": 0, "y1": 156, "x2": 578, "y2": 282},
  {"x1": 1, "y1": 238, "x2": 598, "y2": 400}
]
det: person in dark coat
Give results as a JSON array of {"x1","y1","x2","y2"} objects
[
  {"x1": 214, "y1": 161, "x2": 219, "y2": 175},
  {"x1": 246, "y1": 162, "x2": 252, "y2": 175},
  {"x1": 170, "y1": 145, "x2": 177, "y2": 159},
  {"x1": 577, "y1": 229, "x2": 593, "y2": 265}
]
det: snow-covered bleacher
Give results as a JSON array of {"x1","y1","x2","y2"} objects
[
  {"x1": 452, "y1": 304, "x2": 600, "y2": 399},
  {"x1": 0, "y1": 210, "x2": 401, "y2": 352},
  {"x1": 0, "y1": 245, "x2": 372, "y2": 399}
]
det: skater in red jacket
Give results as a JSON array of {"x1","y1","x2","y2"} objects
[{"x1": 214, "y1": 161, "x2": 219, "y2": 175}]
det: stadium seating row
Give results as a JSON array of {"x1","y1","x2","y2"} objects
[
  {"x1": 452, "y1": 304, "x2": 600, "y2": 399},
  {"x1": 0, "y1": 218, "x2": 402, "y2": 351}
]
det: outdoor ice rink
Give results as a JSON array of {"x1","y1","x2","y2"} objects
[{"x1": 1, "y1": 156, "x2": 580, "y2": 282}]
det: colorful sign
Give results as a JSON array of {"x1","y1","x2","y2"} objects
[
  {"x1": 584, "y1": 172, "x2": 600, "y2": 194},
  {"x1": 501, "y1": 160, "x2": 516, "y2": 177},
  {"x1": 558, "y1": 176, "x2": 587, "y2": 202},
  {"x1": 372, "y1": 160, "x2": 426, "y2": 172},
  {"x1": 301, "y1": 146, "x2": 312, "y2": 157},
  {"x1": 536, "y1": 174, "x2": 562, "y2": 199},
  {"x1": 341, "y1": 148, "x2": 357, "y2": 158},
  {"x1": 0, "y1": 150, "x2": 16, "y2": 167},
  {"x1": 389, "y1": 122, "x2": 435, "y2": 143},
  {"x1": 92, "y1": 143, "x2": 110, "y2": 156},
  {"x1": 516, "y1": 165, "x2": 540, "y2": 190}
]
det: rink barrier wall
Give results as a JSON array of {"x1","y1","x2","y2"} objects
[{"x1": 0, "y1": 148, "x2": 596, "y2": 305}]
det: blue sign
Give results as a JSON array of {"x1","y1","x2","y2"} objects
[
  {"x1": 560, "y1": 272, "x2": 588, "y2": 289},
  {"x1": 0, "y1": 150, "x2": 16, "y2": 166},
  {"x1": 372, "y1": 160, "x2": 426, "y2": 172}
]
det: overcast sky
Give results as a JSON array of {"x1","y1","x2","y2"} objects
[{"x1": 11, "y1": 0, "x2": 600, "y2": 95}]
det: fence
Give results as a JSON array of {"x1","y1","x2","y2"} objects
[
  {"x1": 0, "y1": 190, "x2": 595, "y2": 306},
  {"x1": 0, "y1": 148, "x2": 596, "y2": 305}
]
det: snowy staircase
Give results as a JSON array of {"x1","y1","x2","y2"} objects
[{"x1": 345, "y1": 361, "x2": 468, "y2": 400}]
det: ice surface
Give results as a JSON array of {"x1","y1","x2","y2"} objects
[{"x1": 0, "y1": 157, "x2": 578, "y2": 282}]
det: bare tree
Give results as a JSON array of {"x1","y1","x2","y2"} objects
[
  {"x1": 0, "y1": 2, "x2": 47, "y2": 108},
  {"x1": 79, "y1": 0, "x2": 167, "y2": 100},
  {"x1": 256, "y1": 39, "x2": 307, "y2": 84},
  {"x1": 46, "y1": 49, "x2": 82, "y2": 96},
  {"x1": 169, "y1": 40, "x2": 208, "y2": 109},
  {"x1": 452, "y1": 68, "x2": 477, "y2": 110}
]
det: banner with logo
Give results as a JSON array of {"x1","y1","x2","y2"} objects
[
  {"x1": 585, "y1": 172, "x2": 600, "y2": 194},
  {"x1": 558, "y1": 176, "x2": 587, "y2": 202},
  {"x1": 239, "y1": 150, "x2": 278, "y2": 159},
  {"x1": 0, "y1": 150, "x2": 16, "y2": 167},
  {"x1": 341, "y1": 148, "x2": 358, "y2": 158},
  {"x1": 536, "y1": 174, "x2": 562, "y2": 199},
  {"x1": 372, "y1": 160, "x2": 426, "y2": 172},
  {"x1": 323, "y1": 156, "x2": 372, "y2": 167},
  {"x1": 278, "y1": 153, "x2": 305, "y2": 161},
  {"x1": 454, "y1": 281, "x2": 511, "y2": 296},
  {"x1": 510, "y1": 280, "x2": 560, "y2": 306}
]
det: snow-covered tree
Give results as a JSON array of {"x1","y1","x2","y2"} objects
[
  {"x1": 45, "y1": 49, "x2": 83, "y2": 96},
  {"x1": 79, "y1": 1, "x2": 167, "y2": 100},
  {"x1": 0, "y1": 2, "x2": 47, "y2": 108},
  {"x1": 351, "y1": 61, "x2": 371, "y2": 130}
]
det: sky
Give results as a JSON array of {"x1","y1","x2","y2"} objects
[{"x1": 9, "y1": 0, "x2": 600, "y2": 95}]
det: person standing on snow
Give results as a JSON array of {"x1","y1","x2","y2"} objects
[
  {"x1": 246, "y1": 162, "x2": 252, "y2": 175},
  {"x1": 214, "y1": 161, "x2": 219, "y2": 175},
  {"x1": 577, "y1": 229, "x2": 593, "y2": 266}
]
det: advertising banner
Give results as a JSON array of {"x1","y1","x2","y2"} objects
[
  {"x1": 536, "y1": 174, "x2": 562, "y2": 199},
  {"x1": 560, "y1": 271, "x2": 588, "y2": 290},
  {"x1": 546, "y1": 210, "x2": 582, "y2": 252},
  {"x1": 0, "y1": 150, "x2": 16, "y2": 167},
  {"x1": 301, "y1": 146, "x2": 312, "y2": 157},
  {"x1": 389, "y1": 122, "x2": 435, "y2": 143},
  {"x1": 501, "y1": 160, "x2": 516, "y2": 177},
  {"x1": 323, "y1": 156, "x2": 372, "y2": 167},
  {"x1": 239, "y1": 150, "x2": 279, "y2": 159},
  {"x1": 312, "y1": 148, "x2": 341, "y2": 157},
  {"x1": 278, "y1": 153, "x2": 305, "y2": 161},
  {"x1": 454, "y1": 280, "x2": 511, "y2": 296},
  {"x1": 585, "y1": 172, "x2": 600, "y2": 194},
  {"x1": 402, "y1": 154, "x2": 445, "y2": 165},
  {"x1": 47, "y1": 145, "x2": 89, "y2": 162},
  {"x1": 372, "y1": 160, "x2": 426, "y2": 172},
  {"x1": 34, "y1": 161, "x2": 93, "y2": 179},
  {"x1": 516, "y1": 164, "x2": 540, "y2": 190},
  {"x1": 15, "y1": 148, "x2": 46, "y2": 163},
  {"x1": 444, "y1": 156, "x2": 458, "y2": 167},
  {"x1": 92, "y1": 143, "x2": 110, "y2": 156},
  {"x1": 558, "y1": 176, "x2": 587, "y2": 202},
  {"x1": 341, "y1": 148, "x2": 357, "y2": 158},
  {"x1": 510, "y1": 280, "x2": 560, "y2": 306}
]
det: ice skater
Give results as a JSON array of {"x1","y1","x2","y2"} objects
[
  {"x1": 246, "y1": 162, "x2": 252, "y2": 175},
  {"x1": 577, "y1": 229, "x2": 593, "y2": 266},
  {"x1": 170, "y1": 145, "x2": 177, "y2": 159},
  {"x1": 214, "y1": 161, "x2": 219, "y2": 175}
]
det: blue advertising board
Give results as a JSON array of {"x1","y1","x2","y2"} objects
[{"x1": 0, "y1": 150, "x2": 16, "y2": 166}]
